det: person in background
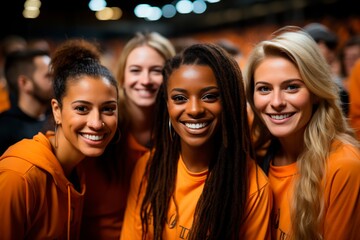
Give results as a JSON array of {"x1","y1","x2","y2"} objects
[
  {"x1": 0, "y1": 38, "x2": 119, "y2": 239},
  {"x1": 245, "y1": 27, "x2": 360, "y2": 239},
  {"x1": 80, "y1": 32, "x2": 176, "y2": 240},
  {"x1": 340, "y1": 35, "x2": 360, "y2": 92},
  {"x1": 0, "y1": 35, "x2": 27, "y2": 113},
  {"x1": 0, "y1": 49, "x2": 53, "y2": 155},
  {"x1": 121, "y1": 43, "x2": 272, "y2": 240},
  {"x1": 348, "y1": 59, "x2": 360, "y2": 140},
  {"x1": 304, "y1": 22, "x2": 350, "y2": 116}
]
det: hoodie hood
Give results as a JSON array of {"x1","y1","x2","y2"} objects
[{"x1": 0, "y1": 131, "x2": 72, "y2": 192}]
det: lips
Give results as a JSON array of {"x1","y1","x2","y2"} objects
[
  {"x1": 268, "y1": 113, "x2": 293, "y2": 120},
  {"x1": 81, "y1": 133, "x2": 105, "y2": 141},
  {"x1": 136, "y1": 88, "x2": 157, "y2": 97},
  {"x1": 184, "y1": 122, "x2": 209, "y2": 129}
]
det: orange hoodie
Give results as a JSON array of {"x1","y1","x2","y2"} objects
[{"x1": 0, "y1": 132, "x2": 86, "y2": 240}]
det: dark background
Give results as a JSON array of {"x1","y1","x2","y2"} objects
[{"x1": 1, "y1": 0, "x2": 358, "y2": 40}]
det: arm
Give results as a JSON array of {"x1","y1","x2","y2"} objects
[
  {"x1": 241, "y1": 164, "x2": 273, "y2": 240},
  {"x1": 323, "y1": 152, "x2": 360, "y2": 239},
  {"x1": 0, "y1": 171, "x2": 28, "y2": 239},
  {"x1": 120, "y1": 154, "x2": 149, "y2": 240}
]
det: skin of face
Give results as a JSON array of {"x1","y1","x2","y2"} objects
[
  {"x1": 253, "y1": 56, "x2": 315, "y2": 142},
  {"x1": 52, "y1": 76, "x2": 118, "y2": 158},
  {"x1": 28, "y1": 55, "x2": 53, "y2": 104},
  {"x1": 344, "y1": 45, "x2": 360, "y2": 75},
  {"x1": 124, "y1": 45, "x2": 165, "y2": 108},
  {"x1": 167, "y1": 64, "x2": 222, "y2": 149}
]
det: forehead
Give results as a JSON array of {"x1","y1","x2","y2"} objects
[
  {"x1": 127, "y1": 45, "x2": 164, "y2": 63},
  {"x1": 167, "y1": 65, "x2": 217, "y2": 89},
  {"x1": 64, "y1": 76, "x2": 117, "y2": 99}
]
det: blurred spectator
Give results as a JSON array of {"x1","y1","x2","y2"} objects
[
  {"x1": 304, "y1": 22, "x2": 349, "y2": 116},
  {"x1": 0, "y1": 35, "x2": 27, "y2": 112},
  {"x1": 0, "y1": 49, "x2": 53, "y2": 155},
  {"x1": 340, "y1": 35, "x2": 360, "y2": 92},
  {"x1": 28, "y1": 38, "x2": 51, "y2": 52},
  {"x1": 216, "y1": 39, "x2": 243, "y2": 66},
  {"x1": 349, "y1": 59, "x2": 360, "y2": 140}
]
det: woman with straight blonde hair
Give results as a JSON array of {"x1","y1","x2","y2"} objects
[
  {"x1": 245, "y1": 27, "x2": 360, "y2": 239},
  {"x1": 80, "y1": 32, "x2": 176, "y2": 240}
]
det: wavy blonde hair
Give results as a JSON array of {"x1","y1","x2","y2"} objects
[{"x1": 244, "y1": 27, "x2": 358, "y2": 239}]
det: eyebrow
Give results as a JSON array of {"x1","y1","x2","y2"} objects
[
  {"x1": 255, "y1": 78, "x2": 303, "y2": 85},
  {"x1": 170, "y1": 86, "x2": 219, "y2": 94},
  {"x1": 71, "y1": 100, "x2": 118, "y2": 105}
]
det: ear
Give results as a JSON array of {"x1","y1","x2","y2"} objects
[
  {"x1": 18, "y1": 75, "x2": 31, "y2": 91},
  {"x1": 51, "y1": 99, "x2": 62, "y2": 124}
]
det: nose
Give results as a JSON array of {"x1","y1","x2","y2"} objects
[
  {"x1": 186, "y1": 97, "x2": 205, "y2": 118},
  {"x1": 139, "y1": 71, "x2": 152, "y2": 85},
  {"x1": 271, "y1": 90, "x2": 286, "y2": 109},
  {"x1": 87, "y1": 111, "x2": 104, "y2": 130}
]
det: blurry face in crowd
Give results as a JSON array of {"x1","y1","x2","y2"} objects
[
  {"x1": 124, "y1": 45, "x2": 165, "y2": 108},
  {"x1": 52, "y1": 76, "x2": 118, "y2": 158},
  {"x1": 167, "y1": 64, "x2": 222, "y2": 149},
  {"x1": 253, "y1": 56, "x2": 315, "y2": 142},
  {"x1": 344, "y1": 45, "x2": 360, "y2": 75},
  {"x1": 28, "y1": 55, "x2": 53, "y2": 104}
]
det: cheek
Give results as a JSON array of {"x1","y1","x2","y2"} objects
[
  {"x1": 151, "y1": 74, "x2": 163, "y2": 85},
  {"x1": 167, "y1": 103, "x2": 179, "y2": 120},
  {"x1": 253, "y1": 94, "x2": 267, "y2": 110},
  {"x1": 123, "y1": 72, "x2": 137, "y2": 87},
  {"x1": 106, "y1": 116, "x2": 118, "y2": 133}
]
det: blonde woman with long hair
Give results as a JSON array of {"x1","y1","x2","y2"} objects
[{"x1": 245, "y1": 27, "x2": 360, "y2": 239}]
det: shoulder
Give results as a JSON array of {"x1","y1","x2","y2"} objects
[
  {"x1": 329, "y1": 142, "x2": 360, "y2": 166},
  {"x1": 247, "y1": 158, "x2": 270, "y2": 197},
  {"x1": 131, "y1": 151, "x2": 151, "y2": 178},
  {"x1": 327, "y1": 142, "x2": 360, "y2": 179}
]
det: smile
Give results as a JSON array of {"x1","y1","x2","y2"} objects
[
  {"x1": 81, "y1": 133, "x2": 104, "y2": 141},
  {"x1": 269, "y1": 113, "x2": 293, "y2": 120},
  {"x1": 185, "y1": 122, "x2": 208, "y2": 129}
]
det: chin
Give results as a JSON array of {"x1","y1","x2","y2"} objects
[{"x1": 82, "y1": 148, "x2": 106, "y2": 158}]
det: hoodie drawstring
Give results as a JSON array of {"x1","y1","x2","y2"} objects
[{"x1": 67, "y1": 184, "x2": 71, "y2": 240}]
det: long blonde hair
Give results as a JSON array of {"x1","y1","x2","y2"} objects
[{"x1": 245, "y1": 27, "x2": 358, "y2": 239}]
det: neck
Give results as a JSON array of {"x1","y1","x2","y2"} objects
[
  {"x1": 50, "y1": 128, "x2": 84, "y2": 178},
  {"x1": 18, "y1": 94, "x2": 48, "y2": 119},
  {"x1": 127, "y1": 101, "x2": 154, "y2": 146},
  {"x1": 180, "y1": 141, "x2": 215, "y2": 173},
  {"x1": 275, "y1": 134, "x2": 305, "y2": 166}
]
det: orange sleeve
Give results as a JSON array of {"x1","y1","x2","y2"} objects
[
  {"x1": 241, "y1": 161, "x2": 273, "y2": 239},
  {"x1": 0, "y1": 171, "x2": 29, "y2": 239},
  {"x1": 323, "y1": 145, "x2": 360, "y2": 239},
  {"x1": 348, "y1": 60, "x2": 360, "y2": 140},
  {"x1": 120, "y1": 153, "x2": 149, "y2": 240}
]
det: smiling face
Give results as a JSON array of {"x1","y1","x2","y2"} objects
[
  {"x1": 167, "y1": 64, "x2": 222, "y2": 149},
  {"x1": 52, "y1": 76, "x2": 118, "y2": 158},
  {"x1": 123, "y1": 45, "x2": 165, "y2": 108},
  {"x1": 253, "y1": 56, "x2": 314, "y2": 141}
]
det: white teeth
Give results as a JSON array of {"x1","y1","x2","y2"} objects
[
  {"x1": 185, "y1": 122, "x2": 208, "y2": 129},
  {"x1": 270, "y1": 113, "x2": 292, "y2": 120},
  {"x1": 82, "y1": 134, "x2": 104, "y2": 141}
]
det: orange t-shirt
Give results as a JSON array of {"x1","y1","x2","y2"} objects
[
  {"x1": 269, "y1": 141, "x2": 360, "y2": 239},
  {"x1": 80, "y1": 133, "x2": 149, "y2": 240},
  {"x1": 120, "y1": 153, "x2": 272, "y2": 240}
]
